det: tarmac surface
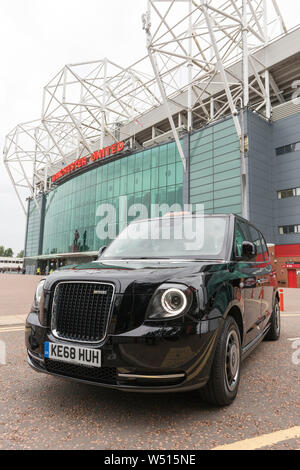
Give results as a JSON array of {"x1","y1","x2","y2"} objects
[{"x1": 0, "y1": 274, "x2": 299, "y2": 450}]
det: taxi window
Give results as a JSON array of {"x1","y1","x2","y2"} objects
[
  {"x1": 234, "y1": 221, "x2": 249, "y2": 258},
  {"x1": 260, "y1": 235, "x2": 269, "y2": 261},
  {"x1": 248, "y1": 225, "x2": 263, "y2": 261}
]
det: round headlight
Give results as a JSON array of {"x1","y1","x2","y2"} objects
[
  {"x1": 35, "y1": 280, "x2": 45, "y2": 305},
  {"x1": 161, "y1": 288, "x2": 187, "y2": 317}
]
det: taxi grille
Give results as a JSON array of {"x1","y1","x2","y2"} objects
[
  {"x1": 52, "y1": 282, "x2": 114, "y2": 343},
  {"x1": 45, "y1": 359, "x2": 117, "y2": 383}
]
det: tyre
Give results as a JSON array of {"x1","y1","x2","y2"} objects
[
  {"x1": 265, "y1": 298, "x2": 280, "y2": 341},
  {"x1": 198, "y1": 316, "x2": 241, "y2": 407}
]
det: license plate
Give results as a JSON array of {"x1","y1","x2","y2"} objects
[{"x1": 44, "y1": 342, "x2": 102, "y2": 368}]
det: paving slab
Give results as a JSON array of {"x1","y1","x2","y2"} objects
[
  {"x1": 0, "y1": 274, "x2": 40, "y2": 317},
  {"x1": 0, "y1": 315, "x2": 27, "y2": 326},
  {"x1": 280, "y1": 288, "x2": 300, "y2": 313}
]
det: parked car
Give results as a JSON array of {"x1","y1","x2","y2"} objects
[{"x1": 26, "y1": 214, "x2": 280, "y2": 406}]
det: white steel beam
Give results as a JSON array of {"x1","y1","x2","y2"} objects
[
  {"x1": 3, "y1": 0, "x2": 289, "y2": 212},
  {"x1": 199, "y1": 0, "x2": 241, "y2": 137}
]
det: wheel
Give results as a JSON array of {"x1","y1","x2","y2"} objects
[
  {"x1": 265, "y1": 298, "x2": 280, "y2": 341},
  {"x1": 198, "y1": 316, "x2": 241, "y2": 406}
]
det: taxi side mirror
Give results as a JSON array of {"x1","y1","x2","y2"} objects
[{"x1": 242, "y1": 241, "x2": 257, "y2": 260}]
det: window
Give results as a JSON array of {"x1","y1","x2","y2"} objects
[
  {"x1": 260, "y1": 236, "x2": 269, "y2": 261},
  {"x1": 248, "y1": 225, "x2": 263, "y2": 260},
  {"x1": 276, "y1": 141, "x2": 300, "y2": 156},
  {"x1": 278, "y1": 187, "x2": 300, "y2": 199},
  {"x1": 102, "y1": 216, "x2": 228, "y2": 260},
  {"x1": 279, "y1": 225, "x2": 300, "y2": 235},
  {"x1": 234, "y1": 220, "x2": 249, "y2": 258}
]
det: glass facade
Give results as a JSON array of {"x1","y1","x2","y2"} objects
[
  {"x1": 24, "y1": 198, "x2": 42, "y2": 258},
  {"x1": 41, "y1": 141, "x2": 183, "y2": 255},
  {"x1": 189, "y1": 118, "x2": 242, "y2": 215},
  {"x1": 24, "y1": 118, "x2": 244, "y2": 260}
]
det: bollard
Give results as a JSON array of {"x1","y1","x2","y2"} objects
[{"x1": 279, "y1": 288, "x2": 284, "y2": 312}]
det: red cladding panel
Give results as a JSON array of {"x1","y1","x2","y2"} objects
[{"x1": 275, "y1": 244, "x2": 300, "y2": 257}]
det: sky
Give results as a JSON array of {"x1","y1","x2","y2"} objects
[{"x1": 0, "y1": 0, "x2": 298, "y2": 255}]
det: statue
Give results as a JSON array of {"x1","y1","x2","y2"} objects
[{"x1": 74, "y1": 229, "x2": 79, "y2": 246}]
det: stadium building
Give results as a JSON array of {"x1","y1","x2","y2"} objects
[{"x1": 4, "y1": 1, "x2": 300, "y2": 287}]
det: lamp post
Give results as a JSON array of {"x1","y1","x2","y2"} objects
[{"x1": 235, "y1": 97, "x2": 248, "y2": 220}]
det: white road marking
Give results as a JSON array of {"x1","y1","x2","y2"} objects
[
  {"x1": 212, "y1": 426, "x2": 300, "y2": 450},
  {"x1": 281, "y1": 313, "x2": 300, "y2": 317}
]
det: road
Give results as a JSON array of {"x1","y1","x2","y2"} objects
[{"x1": 0, "y1": 275, "x2": 299, "y2": 450}]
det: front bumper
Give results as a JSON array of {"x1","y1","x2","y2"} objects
[{"x1": 25, "y1": 312, "x2": 223, "y2": 393}]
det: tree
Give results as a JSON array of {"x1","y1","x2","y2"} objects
[
  {"x1": 0, "y1": 246, "x2": 14, "y2": 257},
  {"x1": 17, "y1": 250, "x2": 24, "y2": 258},
  {"x1": 3, "y1": 248, "x2": 13, "y2": 258}
]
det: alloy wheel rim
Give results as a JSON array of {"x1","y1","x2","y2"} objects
[{"x1": 225, "y1": 329, "x2": 240, "y2": 392}]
